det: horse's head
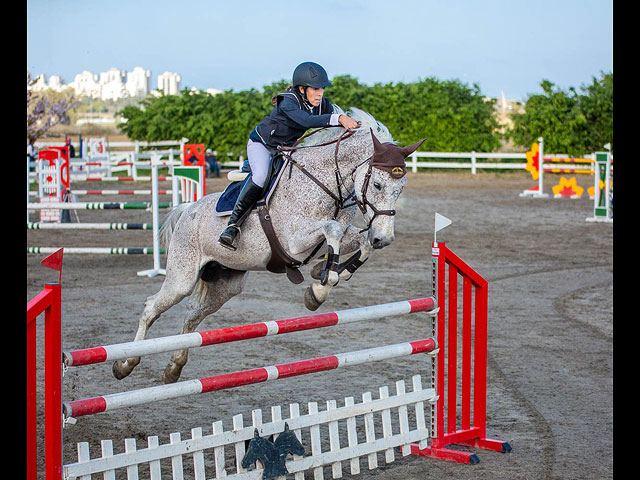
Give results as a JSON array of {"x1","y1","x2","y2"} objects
[
  {"x1": 353, "y1": 129, "x2": 425, "y2": 249},
  {"x1": 274, "y1": 422, "x2": 305, "y2": 456}
]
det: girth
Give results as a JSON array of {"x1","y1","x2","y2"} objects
[{"x1": 257, "y1": 204, "x2": 324, "y2": 284}]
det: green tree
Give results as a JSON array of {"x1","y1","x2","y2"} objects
[
  {"x1": 329, "y1": 76, "x2": 501, "y2": 151},
  {"x1": 118, "y1": 76, "x2": 502, "y2": 154},
  {"x1": 577, "y1": 72, "x2": 613, "y2": 152},
  {"x1": 508, "y1": 72, "x2": 612, "y2": 155}
]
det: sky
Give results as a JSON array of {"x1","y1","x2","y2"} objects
[{"x1": 26, "y1": 0, "x2": 613, "y2": 102}]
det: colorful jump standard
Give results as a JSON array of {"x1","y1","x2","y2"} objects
[
  {"x1": 410, "y1": 241, "x2": 512, "y2": 464},
  {"x1": 586, "y1": 151, "x2": 613, "y2": 223}
]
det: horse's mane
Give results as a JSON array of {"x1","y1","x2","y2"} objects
[{"x1": 300, "y1": 106, "x2": 394, "y2": 147}]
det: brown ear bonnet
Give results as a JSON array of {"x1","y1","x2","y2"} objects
[{"x1": 370, "y1": 129, "x2": 426, "y2": 178}]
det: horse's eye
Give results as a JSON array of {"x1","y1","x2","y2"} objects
[{"x1": 373, "y1": 182, "x2": 382, "y2": 191}]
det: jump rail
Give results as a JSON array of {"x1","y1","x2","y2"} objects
[
  {"x1": 27, "y1": 247, "x2": 164, "y2": 255},
  {"x1": 26, "y1": 201, "x2": 172, "y2": 210},
  {"x1": 28, "y1": 223, "x2": 154, "y2": 230},
  {"x1": 63, "y1": 338, "x2": 437, "y2": 418},
  {"x1": 63, "y1": 297, "x2": 435, "y2": 367}
]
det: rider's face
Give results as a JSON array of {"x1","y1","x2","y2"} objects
[{"x1": 300, "y1": 86, "x2": 324, "y2": 107}]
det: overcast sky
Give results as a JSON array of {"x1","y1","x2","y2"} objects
[{"x1": 26, "y1": 0, "x2": 613, "y2": 101}]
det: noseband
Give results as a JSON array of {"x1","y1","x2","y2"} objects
[{"x1": 278, "y1": 126, "x2": 401, "y2": 232}]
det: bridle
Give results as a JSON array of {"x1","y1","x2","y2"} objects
[{"x1": 277, "y1": 126, "x2": 400, "y2": 232}]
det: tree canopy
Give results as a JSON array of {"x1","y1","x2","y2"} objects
[
  {"x1": 117, "y1": 76, "x2": 502, "y2": 155},
  {"x1": 115, "y1": 72, "x2": 612, "y2": 156},
  {"x1": 508, "y1": 72, "x2": 612, "y2": 155}
]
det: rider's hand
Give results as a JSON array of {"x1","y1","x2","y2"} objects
[{"x1": 339, "y1": 115, "x2": 360, "y2": 130}]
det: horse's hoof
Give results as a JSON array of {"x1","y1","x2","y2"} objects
[
  {"x1": 310, "y1": 261, "x2": 324, "y2": 280},
  {"x1": 163, "y1": 364, "x2": 181, "y2": 384},
  {"x1": 304, "y1": 285, "x2": 322, "y2": 311},
  {"x1": 112, "y1": 360, "x2": 130, "y2": 380}
]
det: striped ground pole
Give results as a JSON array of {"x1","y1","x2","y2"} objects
[
  {"x1": 62, "y1": 337, "x2": 437, "y2": 418},
  {"x1": 27, "y1": 247, "x2": 165, "y2": 255},
  {"x1": 544, "y1": 168, "x2": 593, "y2": 175},
  {"x1": 26, "y1": 202, "x2": 171, "y2": 210},
  {"x1": 64, "y1": 297, "x2": 436, "y2": 367},
  {"x1": 70, "y1": 190, "x2": 172, "y2": 195},
  {"x1": 27, "y1": 223, "x2": 154, "y2": 230},
  {"x1": 68, "y1": 176, "x2": 172, "y2": 182}
]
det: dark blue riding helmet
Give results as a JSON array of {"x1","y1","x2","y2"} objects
[{"x1": 292, "y1": 62, "x2": 333, "y2": 88}]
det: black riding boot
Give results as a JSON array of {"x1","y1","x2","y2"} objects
[{"x1": 218, "y1": 179, "x2": 264, "y2": 250}]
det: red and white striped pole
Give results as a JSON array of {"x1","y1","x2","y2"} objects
[
  {"x1": 63, "y1": 338, "x2": 437, "y2": 418},
  {"x1": 64, "y1": 297, "x2": 436, "y2": 367}
]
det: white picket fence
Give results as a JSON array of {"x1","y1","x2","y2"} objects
[{"x1": 64, "y1": 375, "x2": 434, "y2": 480}]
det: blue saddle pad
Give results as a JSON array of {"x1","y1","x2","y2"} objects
[{"x1": 214, "y1": 159, "x2": 285, "y2": 216}]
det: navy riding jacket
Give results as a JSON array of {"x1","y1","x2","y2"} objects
[{"x1": 250, "y1": 88, "x2": 339, "y2": 151}]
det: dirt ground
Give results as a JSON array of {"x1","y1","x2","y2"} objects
[{"x1": 27, "y1": 170, "x2": 613, "y2": 479}]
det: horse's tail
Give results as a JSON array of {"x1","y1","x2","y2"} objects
[
  {"x1": 159, "y1": 203, "x2": 190, "y2": 249},
  {"x1": 160, "y1": 202, "x2": 214, "y2": 302}
]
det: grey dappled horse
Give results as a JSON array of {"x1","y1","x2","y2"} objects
[{"x1": 113, "y1": 108, "x2": 425, "y2": 383}]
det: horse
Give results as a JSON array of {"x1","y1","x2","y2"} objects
[
  {"x1": 112, "y1": 107, "x2": 425, "y2": 383},
  {"x1": 241, "y1": 423, "x2": 305, "y2": 479}
]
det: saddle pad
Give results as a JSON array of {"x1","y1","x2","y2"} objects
[{"x1": 214, "y1": 158, "x2": 288, "y2": 216}]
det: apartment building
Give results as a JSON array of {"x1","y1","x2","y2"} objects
[
  {"x1": 34, "y1": 66, "x2": 155, "y2": 101},
  {"x1": 157, "y1": 71, "x2": 181, "y2": 95}
]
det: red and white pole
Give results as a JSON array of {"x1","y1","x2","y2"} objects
[
  {"x1": 63, "y1": 338, "x2": 436, "y2": 418},
  {"x1": 64, "y1": 297, "x2": 436, "y2": 367}
]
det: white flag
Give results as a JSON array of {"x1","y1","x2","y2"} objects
[{"x1": 434, "y1": 213, "x2": 452, "y2": 241}]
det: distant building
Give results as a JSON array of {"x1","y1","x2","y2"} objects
[
  {"x1": 47, "y1": 75, "x2": 65, "y2": 92},
  {"x1": 490, "y1": 92, "x2": 525, "y2": 133},
  {"x1": 30, "y1": 74, "x2": 48, "y2": 91},
  {"x1": 70, "y1": 71, "x2": 101, "y2": 98},
  {"x1": 31, "y1": 66, "x2": 218, "y2": 100},
  {"x1": 157, "y1": 71, "x2": 181, "y2": 95},
  {"x1": 99, "y1": 67, "x2": 127, "y2": 101},
  {"x1": 126, "y1": 67, "x2": 151, "y2": 97}
]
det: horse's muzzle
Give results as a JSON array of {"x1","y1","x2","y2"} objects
[{"x1": 371, "y1": 234, "x2": 394, "y2": 249}]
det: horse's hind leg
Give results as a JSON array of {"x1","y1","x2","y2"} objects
[
  {"x1": 112, "y1": 257, "x2": 201, "y2": 380},
  {"x1": 163, "y1": 268, "x2": 248, "y2": 384}
]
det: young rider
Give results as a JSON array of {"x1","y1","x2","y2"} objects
[{"x1": 218, "y1": 61, "x2": 360, "y2": 251}]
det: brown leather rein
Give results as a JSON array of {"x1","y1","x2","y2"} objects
[{"x1": 277, "y1": 125, "x2": 398, "y2": 232}]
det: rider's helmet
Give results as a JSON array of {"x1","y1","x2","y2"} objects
[{"x1": 292, "y1": 62, "x2": 333, "y2": 88}]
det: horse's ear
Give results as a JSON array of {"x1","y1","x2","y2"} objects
[
  {"x1": 400, "y1": 138, "x2": 426, "y2": 157},
  {"x1": 254, "y1": 429, "x2": 260, "y2": 438},
  {"x1": 370, "y1": 128, "x2": 384, "y2": 153},
  {"x1": 283, "y1": 422, "x2": 290, "y2": 432}
]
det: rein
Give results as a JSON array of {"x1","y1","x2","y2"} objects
[{"x1": 277, "y1": 126, "x2": 397, "y2": 231}]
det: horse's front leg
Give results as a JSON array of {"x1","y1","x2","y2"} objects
[
  {"x1": 310, "y1": 224, "x2": 372, "y2": 283},
  {"x1": 337, "y1": 239, "x2": 373, "y2": 282},
  {"x1": 304, "y1": 221, "x2": 344, "y2": 311},
  {"x1": 336, "y1": 224, "x2": 373, "y2": 282}
]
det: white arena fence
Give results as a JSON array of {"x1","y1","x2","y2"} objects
[
  {"x1": 34, "y1": 139, "x2": 534, "y2": 175},
  {"x1": 35, "y1": 138, "x2": 611, "y2": 176}
]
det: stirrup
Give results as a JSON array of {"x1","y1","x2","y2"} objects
[{"x1": 218, "y1": 224, "x2": 240, "y2": 251}]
